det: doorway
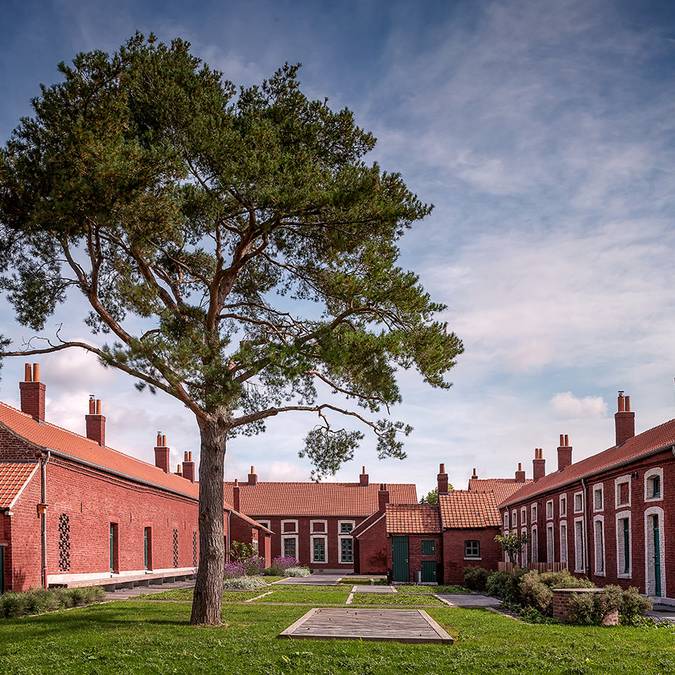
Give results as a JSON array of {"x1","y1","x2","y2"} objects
[
  {"x1": 645, "y1": 509, "x2": 664, "y2": 597},
  {"x1": 391, "y1": 536, "x2": 409, "y2": 582}
]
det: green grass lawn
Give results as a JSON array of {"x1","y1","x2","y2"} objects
[
  {"x1": 0, "y1": 597, "x2": 672, "y2": 674},
  {"x1": 350, "y1": 592, "x2": 443, "y2": 606}
]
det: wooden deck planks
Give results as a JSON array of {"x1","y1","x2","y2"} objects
[{"x1": 279, "y1": 608, "x2": 453, "y2": 644}]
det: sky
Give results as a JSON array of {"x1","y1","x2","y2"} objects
[{"x1": 1, "y1": 0, "x2": 675, "y2": 495}]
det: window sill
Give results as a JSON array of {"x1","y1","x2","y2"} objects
[
  {"x1": 464, "y1": 557, "x2": 482, "y2": 561},
  {"x1": 617, "y1": 573, "x2": 632, "y2": 579},
  {"x1": 644, "y1": 496, "x2": 662, "y2": 503},
  {"x1": 615, "y1": 503, "x2": 630, "y2": 510}
]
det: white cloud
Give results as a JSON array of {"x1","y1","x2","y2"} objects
[{"x1": 550, "y1": 392, "x2": 608, "y2": 419}]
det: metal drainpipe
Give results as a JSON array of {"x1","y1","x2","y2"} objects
[
  {"x1": 40, "y1": 450, "x2": 51, "y2": 589},
  {"x1": 581, "y1": 477, "x2": 589, "y2": 577}
]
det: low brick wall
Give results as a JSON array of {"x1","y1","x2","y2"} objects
[{"x1": 552, "y1": 588, "x2": 619, "y2": 625}]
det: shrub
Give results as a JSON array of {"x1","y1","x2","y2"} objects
[
  {"x1": 241, "y1": 555, "x2": 265, "y2": 576},
  {"x1": 0, "y1": 586, "x2": 104, "y2": 619},
  {"x1": 230, "y1": 541, "x2": 255, "y2": 561},
  {"x1": 223, "y1": 561, "x2": 246, "y2": 579},
  {"x1": 263, "y1": 565, "x2": 285, "y2": 576},
  {"x1": 520, "y1": 572, "x2": 554, "y2": 614},
  {"x1": 284, "y1": 566, "x2": 311, "y2": 577},
  {"x1": 223, "y1": 576, "x2": 268, "y2": 591},
  {"x1": 538, "y1": 570, "x2": 593, "y2": 590},
  {"x1": 464, "y1": 567, "x2": 489, "y2": 592},
  {"x1": 567, "y1": 592, "x2": 598, "y2": 625},
  {"x1": 271, "y1": 556, "x2": 298, "y2": 571},
  {"x1": 486, "y1": 568, "x2": 526, "y2": 604},
  {"x1": 619, "y1": 586, "x2": 652, "y2": 626}
]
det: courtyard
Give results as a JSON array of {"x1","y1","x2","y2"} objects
[{"x1": 0, "y1": 581, "x2": 672, "y2": 674}]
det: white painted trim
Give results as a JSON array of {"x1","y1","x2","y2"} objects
[
  {"x1": 338, "y1": 520, "x2": 356, "y2": 534},
  {"x1": 310, "y1": 519, "x2": 328, "y2": 534},
  {"x1": 644, "y1": 506, "x2": 666, "y2": 597},
  {"x1": 592, "y1": 482, "x2": 604, "y2": 513},
  {"x1": 520, "y1": 506, "x2": 527, "y2": 526},
  {"x1": 511, "y1": 509, "x2": 517, "y2": 527},
  {"x1": 281, "y1": 519, "x2": 298, "y2": 534},
  {"x1": 545, "y1": 499, "x2": 554, "y2": 521},
  {"x1": 644, "y1": 467, "x2": 663, "y2": 503},
  {"x1": 281, "y1": 534, "x2": 299, "y2": 559},
  {"x1": 573, "y1": 516, "x2": 585, "y2": 573},
  {"x1": 559, "y1": 520, "x2": 568, "y2": 565},
  {"x1": 614, "y1": 474, "x2": 632, "y2": 509},
  {"x1": 310, "y1": 534, "x2": 328, "y2": 564},
  {"x1": 354, "y1": 513, "x2": 385, "y2": 539},
  {"x1": 615, "y1": 510, "x2": 632, "y2": 579},
  {"x1": 592, "y1": 514, "x2": 606, "y2": 576},
  {"x1": 559, "y1": 493, "x2": 567, "y2": 518},
  {"x1": 256, "y1": 520, "x2": 271, "y2": 531},
  {"x1": 47, "y1": 566, "x2": 196, "y2": 584},
  {"x1": 338, "y1": 534, "x2": 355, "y2": 564},
  {"x1": 7, "y1": 463, "x2": 39, "y2": 511},
  {"x1": 573, "y1": 491, "x2": 584, "y2": 514}
]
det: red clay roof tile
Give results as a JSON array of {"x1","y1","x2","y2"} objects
[
  {"x1": 468, "y1": 478, "x2": 533, "y2": 504},
  {"x1": 439, "y1": 490, "x2": 501, "y2": 529},
  {"x1": 0, "y1": 462, "x2": 37, "y2": 509},
  {"x1": 385, "y1": 503, "x2": 441, "y2": 534}
]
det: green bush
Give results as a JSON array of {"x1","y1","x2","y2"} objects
[
  {"x1": 463, "y1": 567, "x2": 489, "y2": 592},
  {"x1": 263, "y1": 565, "x2": 285, "y2": 576},
  {"x1": 519, "y1": 572, "x2": 554, "y2": 614},
  {"x1": 0, "y1": 586, "x2": 104, "y2": 619},
  {"x1": 538, "y1": 570, "x2": 593, "y2": 590},
  {"x1": 619, "y1": 586, "x2": 652, "y2": 626},
  {"x1": 567, "y1": 592, "x2": 598, "y2": 625},
  {"x1": 223, "y1": 576, "x2": 268, "y2": 591},
  {"x1": 486, "y1": 569, "x2": 526, "y2": 604}
]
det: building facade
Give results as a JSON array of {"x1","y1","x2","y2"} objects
[
  {"x1": 0, "y1": 364, "x2": 271, "y2": 593},
  {"x1": 500, "y1": 393, "x2": 674, "y2": 602}
]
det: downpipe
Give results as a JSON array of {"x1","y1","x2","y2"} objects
[{"x1": 40, "y1": 451, "x2": 50, "y2": 589}]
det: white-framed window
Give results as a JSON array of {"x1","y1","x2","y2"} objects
[
  {"x1": 530, "y1": 525, "x2": 538, "y2": 564},
  {"x1": 573, "y1": 491, "x2": 583, "y2": 513},
  {"x1": 615, "y1": 475, "x2": 631, "y2": 508},
  {"x1": 310, "y1": 534, "x2": 328, "y2": 563},
  {"x1": 464, "y1": 540, "x2": 481, "y2": 559},
  {"x1": 310, "y1": 519, "x2": 327, "y2": 533},
  {"x1": 281, "y1": 519, "x2": 298, "y2": 534},
  {"x1": 530, "y1": 503, "x2": 537, "y2": 523},
  {"x1": 282, "y1": 534, "x2": 298, "y2": 560},
  {"x1": 338, "y1": 520, "x2": 355, "y2": 564},
  {"x1": 520, "y1": 527, "x2": 528, "y2": 567},
  {"x1": 511, "y1": 509, "x2": 517, "y2": 527},
  {"x1": 503, "y1": 511, "x2": 509, "y2": 529},
  {"x1": 256, "y1": 520, "x2": 271, "y2": 531},
  {"x1": 593, "y1": 483, "x2": 604, "y2": 512},
  {"x1": 546, "y1": 500, "x2": 553, "y2": 520},
  {"x1": 546, "y1": 523, "x2": 554, "y2": 563},
  {"x1": 616, "y1": 510, "x2": 631, "y2": 578},
  {"x1": 593, "y1": 515, "x2": 605, "y2": 576},
  {"x1": 520, "y1": 506, "x2": 527, "y2": 525},
  {"x1": 574, "y1": 517, "x2": 585, "y2": 572},
  {"x1": 644, "y1": 506, "x2": 666, "y2": 597},
  {"x1": 559, "y1": 494, "x2": 567, "y2": 517},
  {"x1": 559, "y1": 521, "x2": 568, "y2": 565},
  {"x1": 644, "y1": 467, "x2": 663, "y2": 502}
]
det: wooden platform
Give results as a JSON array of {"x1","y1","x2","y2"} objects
[{"x1": 279, "y1": 608, "x2": 453, "y2": 643}]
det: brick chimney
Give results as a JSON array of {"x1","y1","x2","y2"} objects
[
  {"x1": 359, "y1": 465, "x2": 369, "y2": 486},
  {"x1": 437, "y1": 463, "x2": 449, "y2": 495},
  {"x1": 247, "y1": 465, "x2": 258, "y2": 485},
  {"x1": 175, "y1": 463, "x2": 182, "y2": 476},
  {"x1": 85, "y1": 396, "x2": 106, "y2": 446},
  {"x1": 19, "y1": 363, "x2": 45, "y2": 422},
  {"x1": 233, "y1": 478, "x2": 241, "y2": 511},
  {"x1": 182, "y1": 451, "x2": 195, "y2": 482},
  {"x1": 615, "y1": 391, "x2": 635, "y2": 446},
  {"x1": 378, "y1": 483, "x2": 389, "y2": 511},
  {"x1": 471, "y1": 468, "x2": 478, "y2": 479},
  {"x1": 154, "y1": 432, "x2": 170, "y2": 473},
  {"x1": 515, "y1": 462, "x2": 526, "y2": 482},
  {"x1": 557, "y1": 434, "x2": 572, "y2": 471},
  {"x1": 533, "y1": 448, "x2": 546, "y2": 481}
]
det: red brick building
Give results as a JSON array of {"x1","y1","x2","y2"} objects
[
  {"x1": 0, "y1": 364, "x2": 271, "y2": 593},
  {"x1": 224, "y1": 467, "x2": 416, "y2": 571},
  {"x1": 500, "y1": 393, "x2": 674, "y2": 602},
  {"x1": 353, "y1": 464, "x2": 525, "y2": 583}
]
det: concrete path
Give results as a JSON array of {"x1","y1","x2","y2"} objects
[
  {"x1": 351, "y1": 585, "x2": 396, "y2": 593},
  {"x1": 435, "y1": 593, "x2": 501, "y2": 608},
  {"x1": 104, "y1": 580, "x2": 194, "y2": 600},
  {"x1": 273, "y1": 574, "x2": 343, "y2": 586},
  {"x1": 648, "y1": 605, "x2": 675, "y2": 624}
]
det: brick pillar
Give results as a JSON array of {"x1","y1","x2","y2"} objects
[{"x1": 19, "y1": 363, "x2": 46, "y2": 422}]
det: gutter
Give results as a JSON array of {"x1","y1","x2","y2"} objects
[{"x1": 501, "y1": 441, "x2": 675, "y2": 509}]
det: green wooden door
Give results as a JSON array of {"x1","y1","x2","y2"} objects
[
  {"x1": 653, "y1": 515, "x2": 662, "y2": 597},
  {"x1": 391, "y1": 536, "x2": 409, "y2": 582},
  {"x1": 421, "y1": 560, "x2": 437, "y2": 583}
]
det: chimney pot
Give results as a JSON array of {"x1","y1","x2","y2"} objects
[
  {"x1": 19, "y1": 362, "x2": 46, "y2": 421},
  {"x1": 32, "y1": 363, "x2": 40, "y2": 382},
  {"x1": 24, "y1": 363, "x2": 33, "y2": 382},
  {"x1": 154, "y1": 434, "x2": 170, "y2": 473},
  {"x1": 248, "y1": 466, "x2": 258, "y2": 485},
  {"x1": 360, "y1": 466, "x2": 369, "y2": 486},
  {"x1": 557, "y1": 434, "x2": 572, "y2": 471}
]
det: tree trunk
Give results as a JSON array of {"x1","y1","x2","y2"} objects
[{"x1": 190, "y1": 417, "x2": 228, "y2": 626}]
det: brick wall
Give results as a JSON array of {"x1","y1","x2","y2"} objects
[
  {"x1": 442, "y1": 527, "x2": 501, "y2": 584},
  {"x1": 355, "y1": 515, "x2": 388, "y2": 574}
]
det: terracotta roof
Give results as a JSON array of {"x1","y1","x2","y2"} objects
[
  {"x1": 439, "y1": 490, "x2": 501, "y2": 529},
  {"x1": 0, "y1": 402, "x2": 270, "y2": 533},
  {"x1": 468, "y1": 478, "x2": 533, "y2": 504},
  {"x1": 0, "y1": 462, "x2": 37, "y2": 509},
  {"x1": 224, "y1": 481, "x2": 417, "y2": 517},
  {"x1": 501, "y1": 418, "x2": 675, "y2": 507},
  {"x1": 385, "y1": 504, "x2": 441, "y2": 534}
]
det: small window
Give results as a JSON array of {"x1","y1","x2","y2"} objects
[
  {"x1": 464, "y1": 540, "x2": 480, "y2": 559},
  {"x1": 282, "y1": 520, "x2": 298, "y2": 534},
  {"x1": 144, "y1": 527, "x2": 153, "y2": 571},
  {"x1": 546, "y1": 500, "x2": 553, "y2": 520},
  {"x1": 559, "y1": 494, "x2": 567, "y2": 517},
  {"x1": 573, "y1": 492, "x2": 583, "y2": 513},
  {"x1": 421, "y1": 540, "x2": 436, "y2": 555},
  {"x1": 257, "y1": 520, "x2": 271, "y2": 531},
  {"x1": 511, "y1": 510, "x2": 517, "y2": 527},
  {"x1": 530, "y1": 503, "x2": 537, "y2": 522},
  {"x1": 593, "y1": 484, "x2": 604, "y2": 512},
  {"x1": 615, "y1": 476, "x2": 631, "y2": 508},
  {"x1": 311, "y1": 520, "x2": 327, "y2": 533},
  {"x1": 339, "y1": 521, "x2": 355, "y2": 534},
  {"x1": 520, "y1": 527, "x2": 528, "y2": 566},
  {"x1": 520, "y1": 507, "x2": 527, "y2": 525},
  {"x1": 503, "y1": 512, "x2": 509, "y2": 529},
  {"x1": 282, "y1": 536, "x2": 297, "y2": 559},
  {"x1": 645, "y1": 470, "x2": 662, "y2": 501}
]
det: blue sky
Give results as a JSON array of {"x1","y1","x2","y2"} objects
[{"x1": 2, "y1": 0, "x2": 675, "y2": 494}]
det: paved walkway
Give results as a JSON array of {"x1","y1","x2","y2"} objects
[
  {"x1": 351, "y1": 585, "x2": 395, "y2": 594},
  {"x1": 435, "y1": 593, "x2": 501, "y2": 608},
  {"x1": 648, "y1": 605, "x2": 675, "y2": 624},
  {"x1": 104, "y1": 580, "x2": 194, "y2": 600},
  {"x1": 273, "y1": 574, "x2": 343, "y2": 586},
  {"x1": 280, "y1": 607, "x2": 453, "y2": 643}
]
